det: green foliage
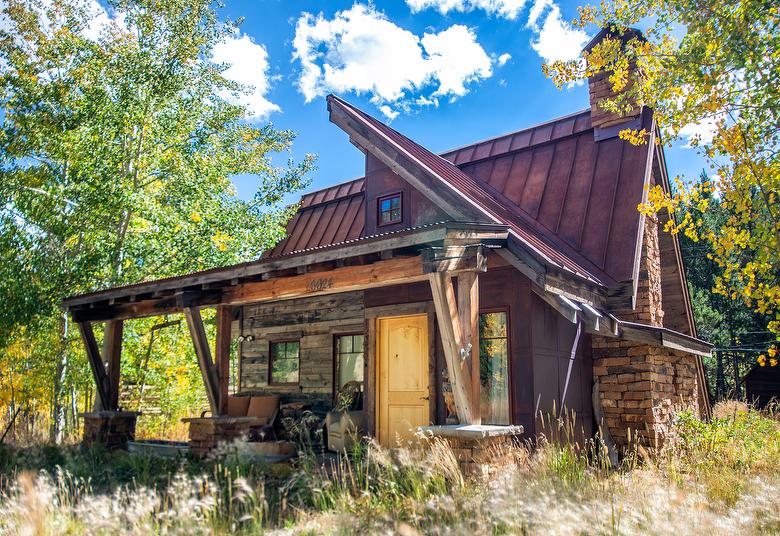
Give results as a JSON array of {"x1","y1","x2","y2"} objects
[
  {"x1": 0, "y1": 0, "x2": 314, "y2": 437},
  {"x1": 661, "y1": 403, "x2": 780, "y2": 504}
]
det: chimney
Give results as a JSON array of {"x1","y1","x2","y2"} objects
[{"x1": 584, "y1": 27, "x2": 645, "y2": 133}]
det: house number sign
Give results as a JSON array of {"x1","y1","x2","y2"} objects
[{"x1": 308, "y1": 277, "x2": 333, "y2": 292}]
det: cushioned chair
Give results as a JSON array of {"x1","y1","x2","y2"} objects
[
  {"x1": 225, "y1": 395, "x2": 279, "y2": 425},
  {"x1": 325, "y1": 410, "x2": 365, "y2": 452}
]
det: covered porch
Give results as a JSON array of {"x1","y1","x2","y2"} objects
[{"x1": 64, "y1": 221, "x2": 520, "y2": 465}]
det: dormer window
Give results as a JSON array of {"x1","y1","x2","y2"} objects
[{"x1": 378, "y1": 192, "x2": 402, "y2": 226}]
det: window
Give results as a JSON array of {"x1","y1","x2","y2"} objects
[
  {"x1": 378, "y1": 193, "x2": 402, "y2": 225},
  {"x1": 479, "y1": 311, "x2": 510, "y2": 425},
  {"x1": 335, "y1": 334, "x2": 365, "y2": 391},
  {"x1": 269, "y1": 340, "x2": 299, "y2": 385}
]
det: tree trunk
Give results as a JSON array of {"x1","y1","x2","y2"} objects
[{"x1": 51, "y1": 314, "x2": 69, "y2": 443}]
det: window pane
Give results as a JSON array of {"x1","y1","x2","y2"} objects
[
  {"x1": 379, "y1": 194, "x2": 401, "y2": 224},
  {"x1": 336, "y1": 335, "x2": 365, "y2": 390},
  {"x1": 479, "y1": 312, "x2": 510, "y2": 425},
  {"x1": 479, "y1": 312, "x2": 507, "y2": 338},
  {"x1": 271, "y1": 341, "x2": 299, "y2": 384},
  {"x1": 353, "y1": 335, "x2": 364, "y2": 352}
]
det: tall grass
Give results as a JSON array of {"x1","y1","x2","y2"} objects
[{"x1": 0, "y1": 402, "x2": 778, "y2": 534}]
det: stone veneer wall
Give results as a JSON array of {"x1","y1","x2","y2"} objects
[{"x1": 593, "y1": 215, "x2": 700, "y2": 449}]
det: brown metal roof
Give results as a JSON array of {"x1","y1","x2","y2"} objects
[
  {"x1": 265, "y1": 177, "x2": 366, "y2": 257},
  {"x1": 328, "y1": 95, "x2": 653, "y2": 287},
  {"x1": 442, "y1": 109, "x2": 654, "y2": 285},
  {"x1": 263, "y1": 96, "x2": 654, "y2": 290}
]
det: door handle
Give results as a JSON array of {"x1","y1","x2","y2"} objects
[{"x1": 420, "y1": 396, "x2": 429, "y2": 401}]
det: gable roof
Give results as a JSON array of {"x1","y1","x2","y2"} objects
[{"x1": 271, "y1": 95, "x2": 656, "y2": 290}]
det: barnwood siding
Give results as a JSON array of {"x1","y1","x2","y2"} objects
[{"x1": 238, "y1": 292, "x2": 365, "y2": 407}]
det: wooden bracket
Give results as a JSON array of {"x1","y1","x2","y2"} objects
[
  {"x1": 77, "y1": 321, "x2": 112, "y2": 411},
  {"x1": 183, "y1": 307, "x2": 220, "y2": 416},
  {"x1": 421, "y1": 245, "x2": 488, "y2": 274}
]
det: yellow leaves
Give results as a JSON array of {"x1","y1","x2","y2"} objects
[
  {"x1": 210, "y1": 231, "x2": 233, "y2": 252},
  {"x1": 619, "y1": 128, "x2": 649, "y2": 146},
  {"x1": 758, "y1": 354, "x2": 766, "y2": 366},
  {"x1": 189, "y1": 212, "x2": 202, "y2": 223}
]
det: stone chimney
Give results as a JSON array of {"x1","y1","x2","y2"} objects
[{"x1": 584, "y1": 27, "x2": 645, "y2": 132}]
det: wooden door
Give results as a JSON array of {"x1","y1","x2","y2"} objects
[{"x1": 377, "y1": 314, "x2": 430, "y2": 447}]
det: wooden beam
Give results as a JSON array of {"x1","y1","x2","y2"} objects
[
  {"x1": 77, "y1": 322, "x2": 110, "y2": 411},
  {"x1": 102, "y1": 320, "x2": 123, "y2": 411},
  {"x1": 422, "y1": 245, "x2": 489, "y2": 274},
  {"x1": 223, "y1": 255, "x2": 428, "y2": 306},
  {"x1": 183, "y1": 307, "x2": 220, "y2": 416},
  {"x1": 457, "y1": 272, "x2": 481, "y2": 424},
  {"x1": 215, "y1": 305, "x2": 233, "y2": 415},
  {"x1": 64, "y1": 223, "x2": 507, "y2": 310},
  {"x1": 428, "y1": 272, "x2": 477, "y2": 424}
]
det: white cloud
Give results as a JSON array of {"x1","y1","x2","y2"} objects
[
  {"x1": 679, "y1": 116, "x2": 718, "y2": 147},
  {"x1": 497, "y1": 52, "x2": 512, "y2": 66},
  {"x1": 292, "y1": 4, "x2": 493, "y2": 115},
  {"x1": 529, "y1": 2, "x2": 588, "y2": 63},
  {"x1": 406, "y1": 0, "x2": 527, "y2": 20},
  {"x1": 379, "y1": 105, "x2": 400, "y2": 120},
  {"x1": 211, "y1": 33, "x2": 280, "y2": 120}
]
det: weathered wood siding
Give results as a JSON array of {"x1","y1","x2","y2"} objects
[{"x1": 238, "y1": 292, "x2": 365, "y2": 407}]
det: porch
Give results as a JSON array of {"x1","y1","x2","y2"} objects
[{"x1": 64, "y1": 222, "x2": 522, "y2": 469}]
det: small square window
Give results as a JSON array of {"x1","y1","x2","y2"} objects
[
  {"x1": 269, "y1": 340, "x2": 300, "y2": 385},
  {"x1": 378, "y1": 193, "x2": 402, "y2": 225}
]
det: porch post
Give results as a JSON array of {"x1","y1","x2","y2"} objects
[
  {"x1": 429, "y1": 272, "x2": 479, "y2": 424},
  {"x1": 214, "y1": 305, "x2": 234, "y2": 416},
  {"x1": 457, "y1": 272, "x2": 481, "y2": 424},
  {"x1": 103, "y1": 320, "x2": 124, "y2": 411}
]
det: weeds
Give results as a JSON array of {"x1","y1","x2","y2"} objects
[{"x1": 0, "y1": 402, "x2": 778, "y2": 534}]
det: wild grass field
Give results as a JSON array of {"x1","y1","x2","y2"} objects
[{"x1": 1, "y1": 402, "x2": 779, "y2": 535}]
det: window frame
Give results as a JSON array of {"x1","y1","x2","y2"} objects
[
  {"x1": 376, "y1": 191, "x2": 403, "y2": 227},
  {"x1": 268, "y1": 338, "x2": 301, "y2": 386},
  {"x1": 332, "y1": 332, "x2": 366, "y2": 401},
  {"x1": 478, "y1": 307, "x2": 513, "y2": 425}
]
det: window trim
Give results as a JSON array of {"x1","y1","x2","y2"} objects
[
  {"x1": 332, "y1": 332, "x2": 366, "y2": 402},
  {"x1": 478, "y1": 307, "x2": 513, "y2": 425},
  {"x1": 377, "y1": 191, "x2": 403, "y2": 227},
  {"x1": 268, "y1": 338, "x2": 301, "y2": 386}
]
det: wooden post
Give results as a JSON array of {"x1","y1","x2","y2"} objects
[
  {"x1": 103, "y1": 320, "x2": 124, "y2": 411},
  {"x1": 183, "y1": 307, "x2": 220, "y2": 416},
  {"x1": 458, "y1": 272, "x2": 481, "y2": 425},
  {"x1": 428, "y1": 272, "x2": 476, "y2": 424},
  {"x1": 77, "y1": 321, "x2": 111, "y2": 412},
  {"x1": 215, "y1": 305, "x2": 233, "y2": 416}
]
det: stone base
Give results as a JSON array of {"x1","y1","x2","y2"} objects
[
  {"x1": 184, "y1": 416, "x2": 270, "y2": 457},
  {"x1": 419, "y1": 424, "x2": 524, "y2": 476},
  {"x1": 80, "y1": 411, "x2": 140, "y2": 450}
]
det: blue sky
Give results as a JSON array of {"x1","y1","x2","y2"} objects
[
  {"x1": 215, "y1": 0, "x2": 711, "y2": 204},
  {"x1": 57, "y1": 0, "x2": 710, "y2": 202}
]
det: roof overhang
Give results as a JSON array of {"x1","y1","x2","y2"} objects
[{"x1": 63, "y1": 221, "x2": 509, "y2": 322}]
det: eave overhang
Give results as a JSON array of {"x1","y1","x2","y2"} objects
[{"x1": 63, "y1": 221, "x2": 509, "y2": 322}]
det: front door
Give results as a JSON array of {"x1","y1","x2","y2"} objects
[{"x1": 376, "y1": 314, "x2": 430, "y2": 447}]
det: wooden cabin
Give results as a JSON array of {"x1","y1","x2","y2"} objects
[
  {"x1": 65, "y1": 30, "x2": 711, "y2": 463},
  {"x1": 743, "y1": 365, "x2": 780, "y2": 409}
]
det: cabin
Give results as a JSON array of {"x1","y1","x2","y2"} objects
[
  {"x1": 64, "y1": 30, "x2": 711, "y2": 467},
  {"x1": 743, "y1": 365, "x2": 780, "y2": 409}
]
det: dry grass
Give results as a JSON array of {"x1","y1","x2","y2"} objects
[{"x1": 1, "y1": 402, "x2": 779, "y2": 535}]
